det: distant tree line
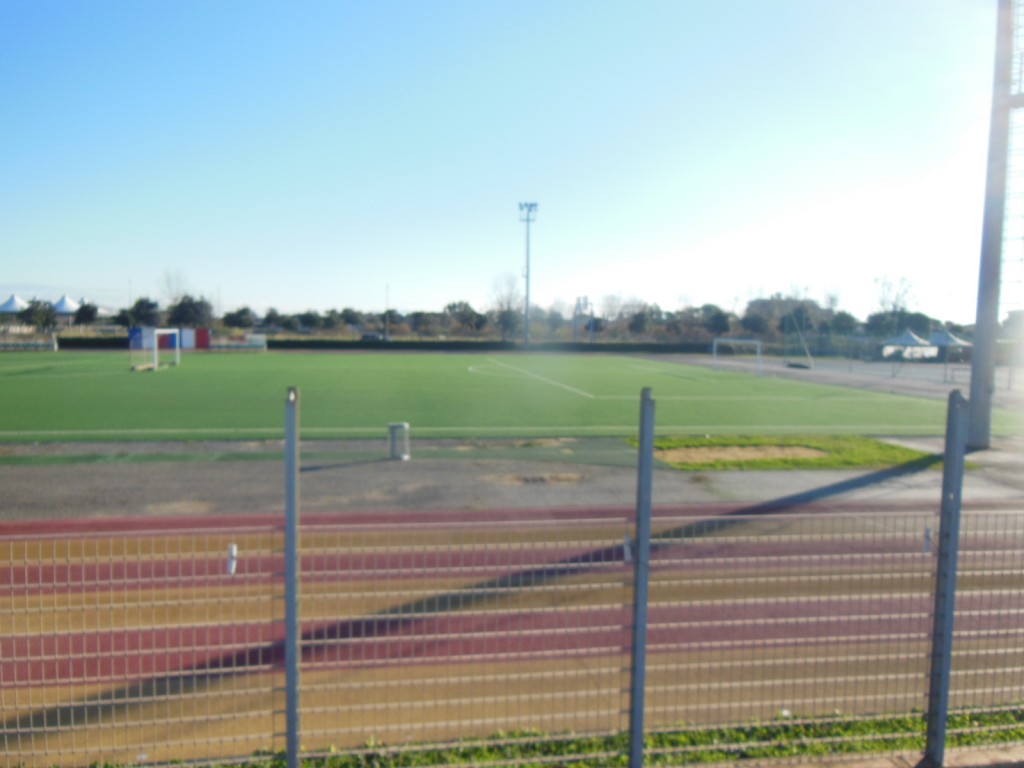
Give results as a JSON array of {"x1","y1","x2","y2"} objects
[{"x1": 7, "y1": 291, "x2": 1022, "y2": 353}]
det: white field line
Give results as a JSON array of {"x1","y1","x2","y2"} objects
[
  {"x1": 485, "y1": 358, "x2": 595, "y2": 399},
  {"x1": 588, "y1": 395, "x2": 898, "y2": 402},
  {"x1": 479, "y1": 360, "x2": 893, "y2": 403}
]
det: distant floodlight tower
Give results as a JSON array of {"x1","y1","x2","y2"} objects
[
  {"x1": 573, "y1": 296, "x2": 591, "y2": 342},
  {"x1": 519, "y1": 202, "x2": 538, "y2": 346},
  {"x1": 969, "y1": 0, "x2": 1020, "y2": 449}
]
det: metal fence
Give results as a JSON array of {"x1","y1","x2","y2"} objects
[
  {"x1": 3, "y1": 510, "x2": 1023, "y2": 767},
  {"x1": 2, "y1": 394, "x2": 1023, "y2": 768},
  {"x1": 0, "y1": 524, "x2": 287, "y2": 766}
]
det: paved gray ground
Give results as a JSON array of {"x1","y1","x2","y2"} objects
[
  {"x1": 0, "y1": 354, "x2": 1021, "y2": 521},
  {"x1": 1, "y1": 358, "x2": 1022, "y2": 768},
  {"x1": 0, "y1": 433, "x2": 1021, "y2": 520}
]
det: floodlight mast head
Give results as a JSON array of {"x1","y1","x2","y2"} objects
[{"x1": 519, "y1": 202, "x2": 538, "y2": 346}]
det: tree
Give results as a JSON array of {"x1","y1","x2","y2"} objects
[
  {"x1": 547, "y1": 310, "x2": 566, "y2": 334},
  {"x1": 297, "y1": 310, "x2": 322, "y2": 330},
  {"x1": 777, "y1": 304, "x2": 814, "y2": 335},
  {"x1": 263, "y1": 308, "x2": 282, "y2": 328},
  {"x1": 126, "y1": 297, "x2": 160, "y2": 327},
  {"x1": 740, "y1": 312, "x2": 769, "y2": 335},
  {"x1": 223, "y1": 306, "x2": 257, "y2": 329},
  {"x1": 161, "y1": 270, "x2": 189, "y2": 306},
  {"x1": 18, "y1": 300, "x2": 56, "y2": 331},
  {"x1": 703, "y1": 308, "x2": 731, "y2": 336},
  {"x1": 408, "y1": 311, "x2": 437, "y2": 337},
  {"x1": 904, "y1": 312, "x2": 934, "y2": 337},
  {"x1": 445, "y1": 301, "x2": 486, "y2": 334},
  {"x1": 875, "y1": 277, "x2": 912, "y2": 315},
  {"x1": 491, "y1": 274, "x2": 522, "y2": 341},
  {"x1": 73, "y1": 302, "x2": 99, "y2": 325},
  {"x1": 865, "y1": 309, "x2": 934, "y2": 338},
  {"x1": 166, "y1": 295, "x2": 213, "y2": 328},
  {"x1": 599, "y1": 295, "x2": 624, "y2": 323},
  {"x1": 492, "y1": 308, "x2": 520, "y2": 341},
  {"x1": 340, "y1": 307, "x2": 363, "y2": 327},
  {"x1": 865, "y1": 311, "x2": 897, "y2": 338},
  {"x1": 831, "y1": 311, "x2": 859, "y2": 336},
  {"x1": 628, "y1": 311, "x2": 649, "y2": 335}
]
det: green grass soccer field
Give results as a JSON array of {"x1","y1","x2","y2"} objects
[{"x1": 3, "y1": 350, "x2": 1016, "y2": 443}]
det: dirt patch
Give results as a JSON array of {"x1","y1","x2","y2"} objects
[
  {"x1": 657, "y1": 445, "x2": 828, "y2": 464},
  {"x1": 454, "y1": 438, "x2": 577, "y2": 452},
  {"x1": 143, "y1": 500, "x2": 216, "y2": 516},
  {"x1": 508, "y1": 438, "x2": 577, "y2": 448},
  {"x1": 486, "y1": 472, "x2": 584, "y2": 486}
]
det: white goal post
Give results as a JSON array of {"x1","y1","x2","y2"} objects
[
  {"x1": 129, "y1": 327, "x2": 181, "y2": 371},
  {"x1": 712, "y1": 338, "x2": 762, "y2": 374}
]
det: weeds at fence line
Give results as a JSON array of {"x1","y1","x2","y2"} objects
[
  {"x1": 125, "y1": 709, "x2": 1022, "y2": 768},
  {"x1": 642, "y1": 435, "x2": 937, "y2": 471}
]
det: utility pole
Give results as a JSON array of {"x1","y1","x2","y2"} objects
[
  {"x1": 519, "y1": 202, "x2": 538, "y2": 346},
  {"x1": 970, "y1": 0, "x2": 1018, "y2": 449}
]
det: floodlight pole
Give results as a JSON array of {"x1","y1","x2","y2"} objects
[
  {"x1": 970, "y1": 0, "x2": 1017, "y2": 449},
  {"x1": 519, "y1": 202, "x2": 538, "y2": 346}
]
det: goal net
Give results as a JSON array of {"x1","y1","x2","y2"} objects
[
  {"x1": 712, "y1": 338, "x2": 762, "y2": 374},
  {"x1": 129, "y1": 327, "x2": 181, "y2": 371},
  {"x1": 781, "y1": 313, "x2": 814, "y2": 369}
]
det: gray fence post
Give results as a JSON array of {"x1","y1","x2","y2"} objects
[
  {"x1": 629, "y1": 388, "x2": 655, "y2": 768},
  {"x1": 285, "y1": 387, "x2": 301, "y2": 768},
  {"x1": 924, "y1": 390, "x2": 969, "y2": 768}
]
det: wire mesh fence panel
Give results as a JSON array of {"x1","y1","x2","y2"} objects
[
  {"x1": 947, "y1": 512, "x2": 1024, "y2": 751},
  {"x1": 640, "y1": 511, "x2": 939, "y2": 763},
  {"x1": 0, "y1": 524, "x2": 284, "y2": 768},
  {"x1": 296, "y1": 509, "x2": 634, "y2": 758},
  {"x1": 4, "y1": 504, "x2": 1023, "y2": 768}
]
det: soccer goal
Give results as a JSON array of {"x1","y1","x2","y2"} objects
[
  {"x1": 129, "y1": 327, "x2": 181, "y2": 371},
  {"x1": 781, "y1": 313, "x2": 815, "y2": 369},
  {"x1": 712, "y1": 338, "x2": 762, "y2": 374}
]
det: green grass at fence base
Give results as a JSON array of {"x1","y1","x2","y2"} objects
[
  {"x1": 646, "y1": 435, "x2": 941, "y2": 471},
  {"x1": 0, "y1": 435, "x2": 942, "y2": 472},
  {"x1": 200, "y1": 709, "x2": 1024, "y2": 768}
]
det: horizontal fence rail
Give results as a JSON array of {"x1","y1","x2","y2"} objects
[
  {"x1": 947, "y1": 512, "x2": 1024, "y2": 754},
  {"x1": 0, "y1": 524, "x2": 286, "y2": 766},
  {"x1": 1, "y1": 507, "x2": 1023, "y2": 768},
  {"x1": 295, "y1": 511, "x2": 634, "y2": 753}
]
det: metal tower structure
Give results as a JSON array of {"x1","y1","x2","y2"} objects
[
  {"x1": 519, "y1": 202, "x2": 538, "y2": 346},
  {"x1": 573, "y1": 296, "x2": 592, "y2": 342},
  {"x1": 969, "y1": 0, "x2": 1024, "y2": 448}
]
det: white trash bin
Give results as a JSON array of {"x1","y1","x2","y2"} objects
[{"x1": 388, "y1": 422, "x2": 410, "y2": 461}]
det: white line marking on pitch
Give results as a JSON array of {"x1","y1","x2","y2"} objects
[{"x1": 486, "y1": 358, "x2": 596, "y2": 399}]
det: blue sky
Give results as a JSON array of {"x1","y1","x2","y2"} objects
[{"x1": 0, "y1": 1, "x2": 1004, "y2": 324}]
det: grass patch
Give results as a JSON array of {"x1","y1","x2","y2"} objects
[
  {"x1": 207, "y1": 709, "x2": 1024, "y2": 768},
  {"x1": 647, "y1": 435, "x2": 939, "y2": 470},
  {"x1": 0, "y1": 351, "x2": 993, "y2": 442}
]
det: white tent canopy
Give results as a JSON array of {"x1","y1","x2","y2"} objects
[
  {"x1": 883, "y1": 329, "x2": 931, "y2": 347},
  {"x1": 52, "y1": 295, "x2": 81, "y2": 315},
  {"x1": 928, "y1": 329, "x2": 972, "y2": 348},
  {"x1": 0, "y1": 294, "x2": 29, "y2": 313}
]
